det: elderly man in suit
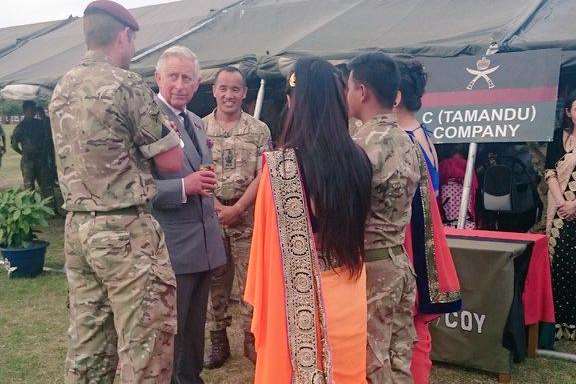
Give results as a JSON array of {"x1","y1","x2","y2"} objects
[{"x1": 152, "y1": 45, "x2": 227, "y2": 384}]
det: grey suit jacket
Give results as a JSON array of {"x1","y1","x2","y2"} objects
[{"x1": 151, "y1": 96, "x2": 226, "y2": 275}]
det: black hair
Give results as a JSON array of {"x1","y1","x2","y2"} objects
[
  {"x1": 214, "y1": 66, "x2": 246, "y2": 87},
  {"x1": 397, "y1": 59, "x2": 428, "y2": 112},
  {"x1": 22, "y1": 100, "x2": 36, "y2": 114},
  {"x1": 348, "y1": 52, "x2": 400, "y2": 109},
  {"x1": 280, "y1": 57, "x2": 372, "y2": 277},
  {"x1": 446, "y1": 143, "x2": 468, "y2": 158},
  {"x1": 563, "y1": 90, "x2": 576, "y2": 134},
  {"x1": 334, "y1": 62, "x2": 350, "y2": 83}
]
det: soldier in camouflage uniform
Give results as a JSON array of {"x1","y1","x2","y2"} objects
[
  {"x1": 11, "y1": 100, "x2": 53, "y2": 198},
  {"x1": 49, "y1": 2, "x2": 183, "y2": 383},
  {"x1": 348, "y1": 53, "x2": 420, "y2": 384},
  {"x1": 203, "y1": 67, "x2": 271, "y2": 368}
]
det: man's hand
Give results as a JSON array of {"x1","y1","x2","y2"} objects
[
  {"x1": 184, "y1": 170, "x2": 217, "y2": 197},
  {"x1": 154, "y1": 145, "x2": 183, "y2": 173},
  {"x1": 216, "y1": 204, "x2": 243, "y2": 227},
  {"x1": 558, "y1": 200, "x2": 576, "y2": 220}
]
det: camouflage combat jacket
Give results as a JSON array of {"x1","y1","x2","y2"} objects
[
  {"x1": 203, "y1": 110, "x2": 271, "y2": 201},
  {"x1": 353, "y1": 114, "x2": 420, "y2": 250},
  {"x1": 49, "y1": 50, "x2": 180, "y2": 212}
]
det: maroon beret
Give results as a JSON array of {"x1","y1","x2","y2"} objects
[{"x1": 84, "y1": 0, "x2": 140, "y2": 31}]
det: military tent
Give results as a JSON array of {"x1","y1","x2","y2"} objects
[
  {"x1": 1, "y1": 0, "x2": 576, "y2": 91},
  {"x1": 0, "y1": 0, "x2": 240, "y2": 89}
]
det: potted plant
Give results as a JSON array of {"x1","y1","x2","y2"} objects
[{"x1": 0, "y1": 188, "x2": 54, "y2": 278}]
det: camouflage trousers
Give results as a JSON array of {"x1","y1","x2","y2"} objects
[
  {"x1": 208, "y1": 223, "x2": 253, "y2": 332},
  {"x1": 366, "y1": 248, "x2": 417, "y2": 384},
  {"x1": 64, "y1": 210, "x2": 177, "y2": 384},
  {"x1": 21, "y1": 157, "x2": 53, "y2": 199}
]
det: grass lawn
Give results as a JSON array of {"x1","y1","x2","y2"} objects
[
  {"x1": 1, "y1": 124, "x2": 575, "y2": 383},
  {"x1": 1, "y1": 124, "x2": 23, "y2": 190}
]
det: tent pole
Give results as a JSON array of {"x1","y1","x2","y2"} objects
[
  {"x1": 253, "y1": 78, "x2": 266, "y2": 120},
  {"x1": 456, "y1": 42, "x2": 499, "y2": 229},
  {"x1": 537, "y1": 349, "x2": 576, "y2": 363},
  {"x1": 457, "y1": 143, "x2": 478, "y2": 228}
]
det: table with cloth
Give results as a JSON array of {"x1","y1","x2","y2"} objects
[{"x1": 430, "y1": 228, "x2": 554, "y2": 381}]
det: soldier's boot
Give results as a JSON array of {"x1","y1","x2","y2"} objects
[
  {"x1": 243, "y1": 331, "x2": 257, "y2": 364},
  {"x1": 204, "y1": 330, "x2": 230, "y2": 369}
]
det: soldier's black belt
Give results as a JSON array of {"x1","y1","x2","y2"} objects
[
  {"x1": 220, "y1": 198, "x2": 240, "y2": 207},
  {"x1": 75, "y1": 205, "x2": 149, "y2": 217},
  {"x1": 365, "y1": 245, "x2": 405, "y2": 262}
]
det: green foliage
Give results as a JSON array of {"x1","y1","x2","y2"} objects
[
  {"x1": 0, "y1": 188, "x2": 54, "y2": 248},
  {"x1": 0, "y1": 100, "x2": 23, "y2": 117}
]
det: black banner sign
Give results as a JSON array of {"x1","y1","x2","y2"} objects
[{"x1": 418, "y1": 49, "x2": 561, "y2": 143}]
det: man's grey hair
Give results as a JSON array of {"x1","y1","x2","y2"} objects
[{"x1": 156, "y1": 45, "x2": 200, "y2": 76}]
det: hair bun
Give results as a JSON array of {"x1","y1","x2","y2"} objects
[
  {"x1": 407, "y1": 61, "x2": 427, "y2": 97},
  {"x1": 397, "y1": 59, "x2": 427, "y2": 112}
]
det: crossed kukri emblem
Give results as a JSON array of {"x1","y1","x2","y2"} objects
[{"x1": 466, "y1": 56, "x2": 500, "y2": 90}]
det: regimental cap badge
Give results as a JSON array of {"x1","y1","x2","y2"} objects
[
  {"x1": 466, "y1": 56, "x2": 500, "y2": 90},
  {"x1": 476, "y1": 57, "x2": 491, "y2": 71}
]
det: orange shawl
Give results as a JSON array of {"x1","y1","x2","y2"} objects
[{"x1": 245, "y1": 150, "x2": 366, "y2": 384}]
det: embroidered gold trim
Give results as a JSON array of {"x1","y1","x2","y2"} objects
[
  {"x1": 265, "y1": 149, "x2": 332, "y2": 384},
  {"x1": 549, "y1": 167, "x2": 576, "y2": 258},
  {"x1": 415, "y1": 148, "x2": 461, "y2": 304}
]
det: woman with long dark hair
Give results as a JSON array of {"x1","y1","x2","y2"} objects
[
  {"x1": 244, "y1": 57, "x2": 373, "y2": 383},
  {"x1": 397, "y1": 59, "x2": 462, "y2": 384},
  {"x1": 545, "y1": 90, "x2": 576, "y2": 341}
]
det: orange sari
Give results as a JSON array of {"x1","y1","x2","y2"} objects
[{"x1": 244, "y1": 149, "x2": 367, "y2": 384}]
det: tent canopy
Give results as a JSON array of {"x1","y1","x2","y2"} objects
[
  {"x1": 279, "y1": 0, "x2": 539, "y2": 58},
  {"x1": 131, "y1": 0, "x2": 544, "y2": 78},
  {"x1": 1, "y1": 0, "x2": 576, "y2": 90},
  {"x1": 505, "y1": 0, "x2": 576, "y2": 71},
  {"x1": 0, "y1": 17, "x2": 76, "y2": 58},
  {"x1": 0, "y1": 0, "x2": 239, "y2": 88}
]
